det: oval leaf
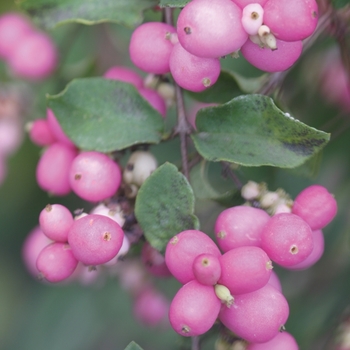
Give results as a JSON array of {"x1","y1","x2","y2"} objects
[
  {"x1": 135, "y1": 162, "x2": 199, "y2": 253},
  {"x1": 124, "y1": 341, "x2": 144, "y2": 350},
  {"x1": 20, "y1": 0, "x2": 158, "y2": 29},
  {"x1": 191, "y1": 94, "x2": 330, "y2": 168},
  {"x1": 47, "y1": 78, "x2": 164, "y2": 152}
]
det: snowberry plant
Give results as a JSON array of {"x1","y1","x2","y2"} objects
[{"x1": 1, "y1": 0, "x2": 349, "y2": 349}]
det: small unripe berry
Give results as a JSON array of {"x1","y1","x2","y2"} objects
[{"x1": 192, "y1": 253, "x2": 221, "y2": 286}]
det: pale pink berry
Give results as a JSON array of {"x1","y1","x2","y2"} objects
[
  {"x1": 165, "y1": 229, "x2": 221, "y2": 284},
  {"x1": 39, "y1": 204, "x2": 74, "y2": 242},
  {"x1": 247, "y1": 331, "x2": 299, "y2": 349},
  {"x1": 218, "y1": 246, "x2": 272, "y2": 294},
  {"x1": 192, "y1": 253, "x2": 221, "y2": 286},
  {"x1": 169, "y1": 280, "x2": 221, "y2": 336},
  {"x1": 287, "y1": 229, "x2": 324, "y2": 270},
  {"x1": 103, "y1": 66, "x2": 144, "y2": 89},
  {"x1": 169, "y1": 43, "x2": 221, "y2": 92},
  {"x1": 177, "y1": 0, "x2": 248, "y2": 58},
  {"x1": 241, "y1": 38, "x2": 303, "y2": 72},
  {"x1": 268, "y1": 270, "x2": 282, "y2": 292},
  {"x1": 133, "y1": 288, "x2": 169, "y2": 327},
  {"x1": 219, "y1": 284, "x2": 289, "y2": 343},
  {"x1": 36, "y1": 242, "x2": 78, "y2": 283},
  {"x1": 46, "y1": 109, "x2": 76, "y2": 148},
  {"x1": 215, "y1": 206, "x2": 270, "y2": 251},
  {"x1": 138, "y1": 87, "x2": 167, "y2": 117},
  {"x1": 261, "y1": 213, "x2": 314, "y2": 267},
  {"x1": 242, "y1": 4, "x2": 264, "y2": 36},
  {"x1": 90, "y1": 202, "x2": 125, "y2": 227},
  {"x1": 36, "y1": 142, "x2": 78, "y2": 196},
  {"x1": 9, "y1": 31, "x2": 57, "y2": 80},
  {"x1": 129, "y1": 22, "x2": 176, "y2": 74},
  {"x1": 0, "y1": 13, "x2": 33, "y2": 59},
  {"x1": 69, "y1": 151, "x2": 122, "y2": 202},
  {"x1": 292, "y1": 185, "x2": 337, "y2": 230},
  {"x1": 28, "y1": 119, "x2": 56, "y2": 146},
  {"x1": 263, "y1": 0, "x2": 318, "y2": 42},
  {"x1": 0, "y1": 119, "x2": 23, "y2": 156},
  {"x1": 68, "y1": 214, "x2": 124, "y2": 266},
  {"x1": 141, "y1": 242, "x2": 172, "y2": 277},
  {"x1": 103, "y1": 235, "x2": 130, "y2": 265},
  {"x1": 22, "y1": 226, "x2": 52, "y2": 277},
  {"x1": 232, "y1": 0, "x2": 268, "y2": 9}
]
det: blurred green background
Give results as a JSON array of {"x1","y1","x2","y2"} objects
[{"x1": 1, "y1": 1, "x2": 350, "y2": 349}]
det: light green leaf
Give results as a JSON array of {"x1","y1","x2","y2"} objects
[
  {"x1": 124, "y1": 341, "x2": 144, "y2": 350},
  {"x1": 159, "y1": 0, "x2": 191, "y2": 7},
  {"x1": 47, "y1": 78, "x2": 164, "y2": 152}
]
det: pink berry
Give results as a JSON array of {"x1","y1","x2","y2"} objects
[
  {"x1": 165, "y1": 229, "x2": 221, "y2": 284},
  {"x1": 192, "y1": 253, "x2": 221, "y2": 286},
  {"x1": 215, "y1": 206, "x2": 270, "y2": 251},
  {"x1": 232, "y1": 0, "x2": 268, "y2": 9},
  {"x1": 39, "y1": 204, "x2": 74, "y2": 242},
  {"x1": 129, "y1": 22, "x2": 176, "y2": 74},
  {"x1": 22, "y1": 226, "x2": 52, "y2": 277},
  {"x1": 138, "y1": 87, "x2": 167, "y2": 117},
  {"x1": 133, "y1": 288, "x2": 169, "y2": 327},
  {"x1": 169, "y1": 43, "x2": 221, "y2": 92},
  {"x1": 218, "y1": 246, "x2": 272, "y2": 294},
  {"x1": 28, "y1": 118, "x2": 56, "y2": 146},
  {"x1": 261, "y1": 213, "x2": 314, "y2": 267},
  {"x1": 169, "y1": 280, "x2": 221, "y2": 336},
  {"x1": 177, "y1": 0, "x2": 248, "y2": 58},
  {"x1": 0, "y1": 12, "x2": 32, "y2": 59},
  {"x1": 36, "y1": 142, "x2": 78, "y2": 196},
  {"x1": 292, "y1": 185, "x2": 337, "y2": 230},
  {"x1": 141, "y1": 242, "x2": 172, "y2": 277},
  {"x1": 46, "y1": 109, "x2": 76, "y2": 148},
  {"x1": 8, "y1": 31, "x2": 57, "y2": 80},
  {"x1": 68, "y1": 214, "x2": 124, "y2": 266},
  {"x1": 263, "y1": 0, "x2": 318, "y2": 42},
  {"x1": 247, "y1": 331, "x2": 299, "y2": 349},
  {"x1": 0, "y1": 119, "x2": 23, "y2": 156},
  {"x1": 36, "y1": 242, "x2": 78, "y2": 283},
  {"x1": 219, "y1": 284, "x2": 289, "y2": 343},
  {"x1": 268, "y1": 270, "x2": 282, "y2": 292},
  {"x1": 241, "y1": 4, "x2": 264, "y2": 36},
  {"x1": 241, "y1": 38, "x2": 303, "y2": 72},
  {"x1": 103, "y1": 66, "x2": 144, "y2": 89},
  {"x1": 69, "y1": 151, "x2": 122, "y2": 202}
]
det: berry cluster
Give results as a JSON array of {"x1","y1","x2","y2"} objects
[
  {"x1": 165, "y1": 183, "x2": 337, "y2": 346},
  {"x1": 129, "y1": 0, "x2": 318, "y2": 93},
  {"x1": 0, "y1": 12, "x2": 57, "y2": 80}
]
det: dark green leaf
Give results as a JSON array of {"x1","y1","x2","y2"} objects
[
  {"x1": 47, "y1": 78, "x2": 164, "y2": 152},
  {"x1": 19, "y1": 0, "x2": 158, "y2": 29},
  {"x1": 191, "y1": 94, "x2": 330, "y2": 168},
  {"x1": 135, "y1": 163, "x2": 199, "y2": 253},
  {"x1": 332, "y1": 0, "x2": 350, "y2": 8},
  {"x1": 159, "y1": 0, "x2": 191, "y2": 7},
  {"x1": 187, "y1": 70, "x2": 268, "y2": 104},
  {"x1": 124, "y1": 341, "x2": 144, "y2": 350}
]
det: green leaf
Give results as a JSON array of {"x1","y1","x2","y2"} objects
[
  {"x1": 124, "y1": 341, "x2": 144, "y2": 350},
  {"x1": 187, "y1": 70, "x2": 268, "y2": 104},
  {"x1": 159, "y1": 0, "x2": 191, "y2": 7},
  {"x1": 19, "y1": 0, "x2": 158, "y2": 29},
  {"x1": 191, "y1": 94, "x2": 330, "y2": 168},
  {"x1": 332, "y1": 0, "x2": 350, "y2": 8},
  {"x1": 47, "y1": 78, "x2": 164, "y2": 152},
  {"x1": 135, "y1": 163, "x2": 200, "y2": 253}
]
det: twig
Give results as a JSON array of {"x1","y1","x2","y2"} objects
[
  {"x1": 222, "y1": 162, "x2": 243, "y2": 190},
  {"x1": 191, "y1": 336, "x2": 201, "y2": 350}
]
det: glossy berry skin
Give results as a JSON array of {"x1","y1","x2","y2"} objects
[
  {"x1": 241, "y1": 38, "x2": 303, "y2": 73},
  {"x1": 263, "y1": 0, "x2": 318, "y2": 42},
  {"x1": 103, "y1": 66, "x2": 144, "y2": 89},
  {"x1": 36, "y1": 142, "x2": 78, "y2": 196},
  {"x1": 169, "y1": 280, "x2": 221, "y2": 337},
  {"x1": 36, "y1": 242, "x2": 78, "y2": 283},
  {"x1": 68, "y1": 214, "x2": 124, "y2": 266},
  {"x1": 215, "y1": 206, "x2": 270, "y2": 251},
  {"x1": 165, "y1": 229, "x2": 221, "y2": 284},
  {"x1": 292, "y1": 185, "x2": 337, "y2": 230},
  {"x1": 192, "y1": 253, "x2": 221, "y2": 286},
  {"x1": 261, "y1": 213, "x2": 313, "y2": 267},
  {"x1": 39, "y1": 204, "x2": 74, "y2": 242},
  {"x1": 268, "y1": 270, "x2": 282, "y2": 292},
  {"x1": 69, "y1": 151, "x2": 122, "y2": 202},
  {"x1": 9, "y1": 31, "x2": 57, "y2": 80},
  {"x1": 247, "y1": 331, "x2": 299, "y2": 349},
  {"x1": 29, "y1": 119, "x2": 56, "y2": 146},
  {"x1": 218, "y1": 246, "x2": 272, "y2": 295},
  {"x1": 241, "y1": 4, "x2": 264, "y2": 36},
  {"x1": 129, "y1": 22, "x2": 176, "y2": 74},
  {"x1": 169, "y1": 43, "x2": 220, "y2": 92},
  {"x1": 177, "y1": 0, "x2": 247, "y2": 58},
  {"x1": 219, "y1": 284, "x2": 289, "y2": 343},
  {"x1": 232, "y1": 0, "x2": 268, "y2": 8}
]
